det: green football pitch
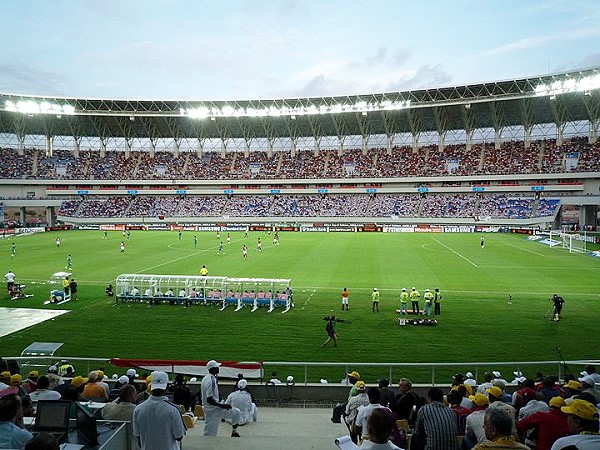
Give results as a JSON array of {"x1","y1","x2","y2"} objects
[{"x1": 1, "y1": 230, "x2": 599, "y2": 382}]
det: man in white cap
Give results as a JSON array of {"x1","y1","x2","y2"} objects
[
  {"x1": 225, "y1": 379, "x2": 257, "y2": 425},
  {"x1": 201, "y1": 360, "x2": 242, "y2": 437},
  {"x1": 133, "y1": 371, "x2": 185, "y2": 450},
  {"x1": 371, "y1": 288, "x2": 380, "y2": 313}
]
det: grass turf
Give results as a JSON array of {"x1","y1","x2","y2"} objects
[{"x1": 1, "y1": 230, "x2": 599, "y2": 382}]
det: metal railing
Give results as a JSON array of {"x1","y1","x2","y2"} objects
[{"x1": 4, "y1": 356, "x2": 599, "y2": 385}]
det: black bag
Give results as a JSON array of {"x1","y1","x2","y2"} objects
[{"x1": 331, "y1": 402, "x2": 346, "y2": 423}]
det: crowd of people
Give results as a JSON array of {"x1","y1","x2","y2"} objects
[
  {"x1": 1, "y1": 137, "x2": 599, "y2": 180},
  {"x1": 57, "y1": 192, "x2": 561, "y2": 220},
  {"x1": 0, "y1": 358, "x2": 259, "y2": 449},
  {"x1": 332, "y1": 366, "x2": 600, "y2": 449}
]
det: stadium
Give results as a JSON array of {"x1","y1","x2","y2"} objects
[{"x1": 1, "y1": 66, "x2": 600, "y2": 448}]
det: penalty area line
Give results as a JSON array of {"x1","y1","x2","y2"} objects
[{"x1": 431, "y1": 237, "x2": 478, "y2": 267}]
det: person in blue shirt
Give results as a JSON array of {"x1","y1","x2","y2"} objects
[{"x1": 0, "y1": 393, "x2": 33, "y2": 450}]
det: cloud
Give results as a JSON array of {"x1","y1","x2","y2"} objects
[
  {"x1": 480, "y1": 26, "x2": 600, "y2": 57},
  {"x1": 0, "y1": 62, "x2": 68, "y2": 96},
  {"x1": 282, "y1": 63, "x2": 453, "y2": 98}
]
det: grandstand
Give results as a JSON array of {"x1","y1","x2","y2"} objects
[
  {"x1": 0, "y1": 67, "x2": 599, "y2": 230},
  {"x1": 1, "y1": 69, "x2": 600, "y2": 449}
]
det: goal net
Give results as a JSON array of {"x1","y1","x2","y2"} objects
[{"x1": 549, "y1": 230, "x2": 587, "y2": 253}]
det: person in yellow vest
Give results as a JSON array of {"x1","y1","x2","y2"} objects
[
  {"x1": 371, "y1": 288, "x2": 380, "y2": 313},
  {"x1": 399, "y1": 288, "x2": 409, "y2": 315},
  {"x1": 62, "y1": 276, "x2": 70, "y2": 299},
  {"x1": 200, "y1": 265, "x2": 208, "y2": 276},
  {"x1": 423, "y1": 289, "x2": 434, "y2": 316},
  {"x1": 434, "y1": 288, "x2": 442, "y2": 315},
  {"x1": 409, "y1": 287, "x2": 420, "y2": 315}
]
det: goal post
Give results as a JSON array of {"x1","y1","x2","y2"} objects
[{"x1": 549, "y1": 230, "x2": 587, "y2": 253}]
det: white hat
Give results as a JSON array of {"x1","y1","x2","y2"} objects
[
  {"x1": 111, "y1": 374, "x2": 118, "y2": 379},
  {"x1": 126, "y1": 368, "x2": 138, "y2": 378},
  {"x1": 513, "y1": 371, "x2": 523, "y2": 377},
  {"x1": 320, "y1": 379, "x2": 328, "y2": 384},
  {"x1": 48, "y1": 365, "x2": 58, "y2": 373},
  {"x1": 579, "y1": 374, "x2": 596, "y2": 386},
  {"x1": 238, "y1": 379, "x2": 247, "y2": 389},
  {"x1": 206, "y1": 360, "x2": 221, "y2": 370},
  {"x1": 373, "y1": 288, "x2": 377, "y2": 291},
  {"x1": 402, "y1": 288, "x2": 406, "y2": 291},
  {"x1": 492, "y1": 371, "x2": 502, "y2": 378},
  {"x1": 189, "y1": 377, "x2": 197, "y2": 382},
  {"x1": 286, "y1": 375, "x2": 294, "y2": 383},
  {"x1": 118, "y1": 375, "x2": 130, "y2": 384},
  {"x1": 150, "y1": 371, "x2": 169, "y2": 390},
  {"x1": 425, "y1": 289, "x2": 430, "y2": 292},
  {"x1": 465, "y1": 372, "x2": 474, "y2": 378}
]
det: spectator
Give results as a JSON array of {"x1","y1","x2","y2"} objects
[
  {"x1": 0, "y1": 393, "x2": 33, "y2": 450},
  {"x1": 225, "y1": 379, "x2": 257, "y2": 425},
  {"x1": 355, "y1": 387, "x2": 387, "y2": 442},
  {"x1": 378, "y1": 378, "x2": 395, "y2": 408},
  {"x1": 413, "y1": 387, "x2": 459, "y2": 450},
  {"x1": 345, "y1": 381, "x2": 369, "y2": 433},
  {"x1": 550, "y1": 397, "x2": 600, "y2": 449},
  {"x1": 359, "y1": 407, "x2": 403, "y2": 449},
  {"x1": 447, "y1": 390, "x2": 472, "y2": 435},
  {"x1": 102, "y1": 384, "x2": 137, "y2": 421},
  {"x1": 517, "y1": 396, "x2": 569, "y2": 450},
  {"x1": 28, "y1": 376, "x2": 61, "y2": 404},
  {"x1": 464, "y1": 393, "x2": 490, "y2": 448},
  {"x1": 133, "y1": 371, "x2": 185, "y2": 450},
  {"x1": 22, "y1": 371, "x2": 39, "y2": 394},
  {"x1": 474, "y1": 406, "x2": 529, "y2": 449},
  {"x1": 81, "y1": 371, "x2": 108, "y2": 402},
  {"x1": 170, "y1": 374, "x2": 193, "y2": 412},
  {"x1": 390, "y1": 378, "x2": 422, "y2": 425},
  {"x1": 200, "y1": 360, "x2": 242, "y2": 437}
]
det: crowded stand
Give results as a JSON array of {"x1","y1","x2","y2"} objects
[
  {"x1": 1, "y1": 138, "x2": 599, "y2": 181},
  {"x1": 54, "y1": 193, "x2": 561, "y2": 219},
  {"x1": 0, "y1": 358, "x2": 598, "y2": 449}
]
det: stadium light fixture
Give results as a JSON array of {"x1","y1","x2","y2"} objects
[
  {"x1": 4, "y1": 99, "x2": 75, "y2": 115},
  {"x1": 534, "y1": 73, "x2": 600, "y2": 97},
  {"x1": 180, "y1": 97, "x2": 411, "y2": 120}
]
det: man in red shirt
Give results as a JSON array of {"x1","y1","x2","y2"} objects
[{"x1": 516, "y1": 396, "x2": 570, "y2": 450}]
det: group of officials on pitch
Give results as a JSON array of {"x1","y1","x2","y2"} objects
[{"x1": 339, "y1": 287, "x2": 443, "y2": 316}]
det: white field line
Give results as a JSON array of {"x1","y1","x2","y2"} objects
[{"x1": 431, "y1": 237, "x2": 478, "y2": 267}]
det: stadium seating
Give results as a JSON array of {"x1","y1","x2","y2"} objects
[{"x1": 1, "y1": 137, "x2": 599, "y2": 180}]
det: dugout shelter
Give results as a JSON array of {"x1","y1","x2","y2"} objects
[{"x1": 115, "y1": 273, "x2": 292, "y2": 312}]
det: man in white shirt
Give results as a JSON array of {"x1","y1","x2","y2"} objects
[
  {"x1": 133, "y1": 371, "x2": 185, "y2": 450},
  {"x1": 225, "y1": 379, "x2": 257, "y2": 424},
  {"x1": 201, "y1": 360, "x2": 242, "y2": 437},
  {"x1": 4, "y1": 270, "x2": 15, "y2": 294},
  {"x1": 28, "y1": 376, "x2": 61, "y2": 404}
]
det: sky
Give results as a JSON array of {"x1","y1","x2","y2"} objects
[{"x1": 1, "y1": 0, "x2": 599, "y2": 101}]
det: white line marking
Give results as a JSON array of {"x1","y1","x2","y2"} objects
[
  {"x1": 503, "y1": 240, "x2": 547, "y2": 257},
  {"x1": 431, "y1": 237, "x2": 478, "y2": 267}
]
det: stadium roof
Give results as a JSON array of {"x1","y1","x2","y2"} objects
[{"x1": 0, "y1": 67, "x2": 599, "y2": 143}]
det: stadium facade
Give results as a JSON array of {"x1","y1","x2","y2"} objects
[{"x1": 0, "y1": 67, "x2": 599, "y2": 229}]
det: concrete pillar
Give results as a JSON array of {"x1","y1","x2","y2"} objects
[
  {"x1": 19, "y1": 207, "x2": 26, "y2": 225},
  {"x1": 580, "y1": 205, "x2": 598, "y2": 230},
  {"x1": 46, "y1": 206, "x2": 56, "y2": 227}
]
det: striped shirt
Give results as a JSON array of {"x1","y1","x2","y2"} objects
[{"x1": 415, "y1": 401, "x2": 459, "y2": 450}]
